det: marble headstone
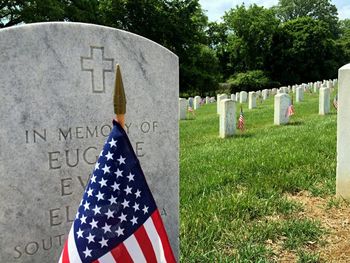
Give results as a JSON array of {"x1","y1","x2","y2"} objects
[
  {"x1": 0, "y1": 22, "x2": 179, "y2": 262},
  {"x1": 217, "y1": 94, "x2": 228, "y2": 114},
  {"x1": 239, "y1": 91, "x2": 247, "y2": 103},
  {"x1": 248, "y1": 92, "x2": 257, "y2": 109},
  {"x1": 179, "y1": 98, "x2": 187, "y2": 120},
  {"x1": 319, "y1": 87, "x2": 330, "y2": 115},
  {"x1": 194, "y1": 96, "x2": 201, "y2": 110},
  {"x1": 296, "y1": 86, "x2": 304, "y2": 102},
  {"x1": 219, "y1": 99, "x2": 236, "y2": 138},
  {"x1": 274, "y1": 93, "x2": 290, "y2": 125}
]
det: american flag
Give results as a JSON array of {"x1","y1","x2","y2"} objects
[
  {"x1": 237, "y1": 106, "x2": 244, "y2": 132},
  {"x1": 333, "y1": 94, "x2": 338, "y2": 111},
  {"x1": 59, "y1": 120, "x2": 176, "y2": 263},
  {"x1": 286, "y1": 97, "x2": 295, "y2": 117}
]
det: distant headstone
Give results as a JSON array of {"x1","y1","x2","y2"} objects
[
  {"x1": 235, "y1": 92, "x2": 240, "y2": 102},
  {"x1": 274, "y1": 93, "x2": 290, "y2": 125},
  {"x1": 262, "y1": 89, "x2": 269, "y2": 100},
  {"x1": 296, "y1": 86, "x2": 304, "y2": 102},
  {"x1": 248, "y1": 92, "x2": 257, "y2": 109},
  {"x1": 217, "y1": 94, "x2": 228, "y2": 114},
  {"x1": 194, "y1": 96, "x2": 201, "y2": 110},
  {"x1": 319, "y1": 87, "x2": 330, "y2": 115},
  {"x1": 337, "y1": 64, "x2": 350, "y2": 199},
  {"x1": 231, "y1": 93, "x2": 236, "y2": 101},
  {"x1": 219, "y1": 99, "x2": 236, "y2": 138},
  {"x1": 239, "y1": 91, "x2": 247, "y2": 103},
  {"x1": 205, "y1": 96, "x2": 210, "y2": 104},
  {"x1": 179, "y1": 98, "x2": 187, "y2": 120},
  {"x1": 0, "y1": 22, "x2": 179, "y2": 262},
  {"x1": 188, "y1": 97, "x2": 194, "y2": 109},
  {"x1": 271, "y1": 88, "x2": 277, "y2": 95}
]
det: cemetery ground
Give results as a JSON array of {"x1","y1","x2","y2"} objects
[{"x1": 180, "y1": 92, "x2": 350, "y2": 262}]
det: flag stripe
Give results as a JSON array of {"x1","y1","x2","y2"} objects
[
  {"x1": 60, "y1": 240, "x2": 69, "y2": 263},
  {"x1": 144, "y1": 215, "x2": 167, "y2": 262},
  {"x1": 111, "y1": 243, "x2": 133, "y2": 263},
  {"x1": 95, "y1": 251, "x2": 116, "y2": 263},
  {"x1": 124, "y1": 235, "x2": 147, "y2": 263},
  {"x1": 151, "y1": 210, "x2": 176, "y2": 263},
  {"x1": 67, "y1": 227, "x2": 82, "y2": 263},
  {"x1": 134, "y1": 225, "x2": 158, "y2": 262}
]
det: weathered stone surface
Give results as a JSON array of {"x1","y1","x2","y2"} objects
[
  {"x1": 217, "y1": 94, "x2": 228, "y2": 114},
  {"x1": 194, "y1": 96, "x2": 201, "y2": 110},
  {"x1": 179, "y1": 98, "x2": 187, "y2": 120},
  {"x1": 296, "y1": 86, "x2": 304, "y2": 102},
  {"x1": 319, "y1": 87, "x2": 330, "y2": 115},
  {"x1": 337, "y1": 64, "x2": 350, "y2": 200},
  {"x1": 0, "y1": 22, "x2": 179, "y2": 262},
  {"x1": 248, "y1": 92, "x2": 257, "y2": 109},
  {"x1": 274, "y1": 93, "x2": 290, "y2": 125},
  {"x1": 219, "y1": 99, "x2": 236, "y2": 138},
  {"x1": 239, "y1": 91, "x2": 247, "y2": 103}
]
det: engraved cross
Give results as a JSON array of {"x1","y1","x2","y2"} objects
[{"x1": 81, "y1": 47, "x2": 114, "y2": 93}]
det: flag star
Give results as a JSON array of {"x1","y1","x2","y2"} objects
[
  {"x1": 92, "y1": 205, "x2": 101, "y2": 215},
  {"x1": 109, "y1": 195, "x2": 117, "y2": 205},
  {"x1": 121, "y1": 199, "x2": 129, "y2": 208},
  {"x1": 109, "y1": 138, "x2": 117, "y2": 148},
  {"x1": 127, "y1": 173, "x2": 135, "y2": 182},
  {"x1": 83, "y1": 247, "x2": 92, "y2": 258},
  {"x1": 102, "y1": 223, "x2": 112, "y2": 233},
  {"x1": 94, "y1": 162, "x2": 100, "y2": 171},
  {"x1": 114, "y1": 168, "x2": 123, "y2": 178},
  {"x1": 99, "y1": 178, "x2": 108, "y2": 188},
  {"x1": 131, "y1": 216, "x2": 138, "y2": 226},
  {"x1": 80, "y1": 199, "x2": 83, "y2": 206},
  {"x1": 135, "y1": 189, "x2": 141, "y2": 198},
  {"x1": 118, "y1": 212, "x2": 127, "y2": 223},
  {"x1": 105, "y1": 151, "x2": 114, "y2": 161},
  {"x1": 111, "y1": 182, "x2": 120, "y2": 191},
  {"x1": 96, "y1": 191, "x2": 104, "y2": 201},
  {"x1": 90, "y1": 174, "x2": 97, "y2": 183},
  {"x1": 90, "y1": 218, "x2": 99, "y2": 229},
  {"x1": 105, "y1": 209, "x2": 114, "y2": 219},
  {"x1": 143, "y1": 205, "x2": 149, "y2": 214},
  {"x1": 99, "y1": 150, "x2": 104, "y2": 157},
  {"x1": 117, "y1": 155, "x2": 126, "y2": 165},
  {"x1": 86, "y1": 233, "x2": 95, "y2": 244},
  {"x1": 83, "y1": 201, "x2": 90, "y2": 211},
  {"x1": 80, "y1": 214, "x2": 87, "y2": 224},
  {"x1": 133, "y1": 202, "x2": 140, "y2": 212},
  {"x1": 124, "y1": 185, "x2": 132, "y2": 195},
  {"x1": 116, "y1": 227, "x2": 124, "y2": 236},
  {"x1": 102, "y1": 164, "x2": 111, "y2": 174},
  {"x1": 87, "y1": 187, "x2": 93, "y2": 197},
  {"x1": 99, "y1": 237, "x2": 109, "y2": 248},
  {"x1": 75, "y1": 211, "x2": 79, "y2": 219},
  {"x1": 76, "y1": 228, "x2": 84, "y2": 238}
]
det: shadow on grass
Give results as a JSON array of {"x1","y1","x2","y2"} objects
[{"x1": 286, "y1": 121, "x2": 304, "y2": 126}]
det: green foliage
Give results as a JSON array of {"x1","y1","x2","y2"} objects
[
  {"x1": 275, "y1": 0, "x2": 339, "y2": 37},
  {"x1": 269, "y1": 17, "x2": 342, "y2": 84},
  {"x1": 223, "y1": 4, "x2": 280, "y2": 73},
  {"x1": 297, "y1": 250, "x2": 321, "y2": 263},
  {"x1": 180, "y1": 92, "x2": 336, "y2": 261},
  {"x1": 227, "y1": 70, "x2": 278, "y2": 92}
]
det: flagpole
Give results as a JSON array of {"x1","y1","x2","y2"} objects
[{"x1": 114, "y1": 64, "x2": 126, "y2": 129}]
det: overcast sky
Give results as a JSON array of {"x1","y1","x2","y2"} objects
[{"x1": 198, "y1": 0, "x2": 350, "y2": 22}]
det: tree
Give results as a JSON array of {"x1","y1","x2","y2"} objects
[
  {"x1": 268, "y1": 17, "x2": 342, "y2": 84},
  {"x1": 223, "y1": 4, "x2": 280, "y2": 74},
  {"x1": 338, "y1": 19, "x2": 350, "y2": 64},
  {"x1": 275, "y1": 0, "x2": 339, "y2": 37}
]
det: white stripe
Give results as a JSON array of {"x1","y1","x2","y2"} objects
[
  {"x1": 67, "y1": 226, "x2": 83, "y2": 263},
  {"x1": 98, "y1": 252, "x2": 116, "y2": 263},
  {"x1": 144, "y1": 217, "x2": 167, "y2": 263},
  {"x1": 124, "y1": 234, "x2": 147, "y2": 263}
]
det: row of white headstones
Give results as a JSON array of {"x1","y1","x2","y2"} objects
[{"x1": 179, "y1": 64, "x2": 350, "y2": 200}]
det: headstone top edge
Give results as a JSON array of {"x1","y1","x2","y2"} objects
[
  {"x1": 0, "y1": 22, "x2": 179, "y2": 60},
  {"x1": 339, "y1": 63, "x2": 350, "y2": 71}
]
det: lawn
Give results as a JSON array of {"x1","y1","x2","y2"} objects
[{"x1": 180, "y1": 91, "x2": 340, "y2": 262}]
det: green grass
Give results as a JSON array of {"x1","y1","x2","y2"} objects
[{"x1": 180, "y1": 91, "x2": 337, "y2": 262}]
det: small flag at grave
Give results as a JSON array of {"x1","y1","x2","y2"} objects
[
  {"x1": 59, "y1": 65, "x2": 176, "y2": 263},
  {"x1": 333, "y1": 94, "x2": 338, "y2": 111},
  {"x1": 237, "y1": 105, "x2": 245, "y2": 132},
  {"x1": 286, "y1": 96, "x2": 295, "y2": 117}
]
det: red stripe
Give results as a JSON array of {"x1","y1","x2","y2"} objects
[
  {"x1": 92, "y1": 260, "x2": 99, "y2": 263},
  {"x1": 111, "y1": 243, "x2": 133, "y2": 263},
  {"x1": 61, "y1": 240, "x2": 70, "y2": 263},
  {"x1": 134, "y1": 225, "x2": 157, "y2": 262},
  {"x1": 151, "y1": 210, "x2": 176, "y2": 263}
]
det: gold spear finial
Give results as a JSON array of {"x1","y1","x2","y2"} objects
[{"x1": 114, "y1": 64, "x2": 126, "y2": 128}]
